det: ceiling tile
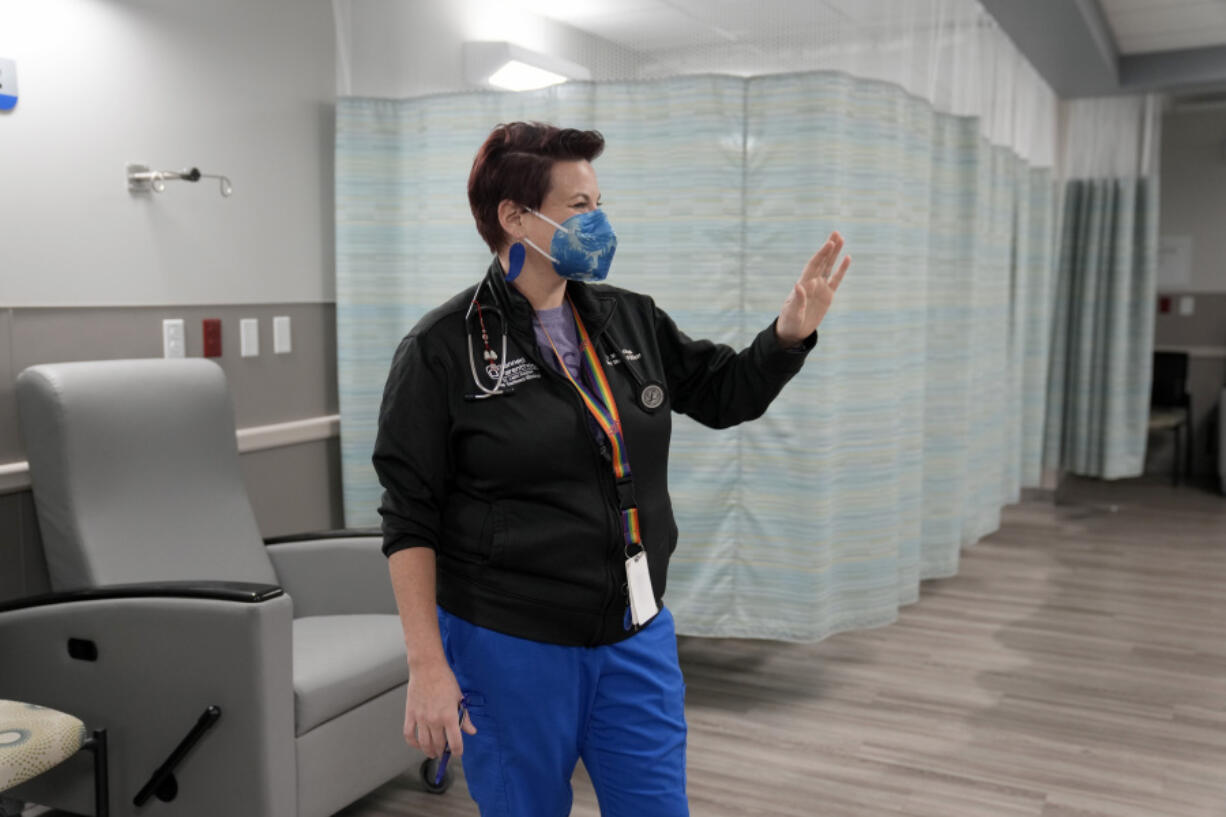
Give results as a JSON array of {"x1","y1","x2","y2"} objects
[{"x1": 1100, "y1": 0, "x2": 1226, "y2": 54}]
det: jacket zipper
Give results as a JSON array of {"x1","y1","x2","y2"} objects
[{"x1": 517, "y1": 335, "x2": 623, "y2": 643}]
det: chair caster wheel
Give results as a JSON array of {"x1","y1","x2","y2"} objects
[{"x1": 420, "y1": 757, "x2": 453, "y2": 794}]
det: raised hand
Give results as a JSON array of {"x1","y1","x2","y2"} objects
[{"x1": 776, "y1": 231, "x2": 851, "y2": 347}]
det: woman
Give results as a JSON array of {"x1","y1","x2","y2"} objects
[{"x1": 373, "y1": 122, "x2": 849, "y2": 816}]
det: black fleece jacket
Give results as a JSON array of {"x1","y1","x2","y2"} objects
[{"x1": 373, "y1": 259, "x2": 816, "y2": 646}]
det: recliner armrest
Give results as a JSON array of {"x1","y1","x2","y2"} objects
[
  {"x1": 0, "y1": 581, "x2": 284, "y2": 614},
  {"x1": 263, "y1": 527, "x2": 379, "y2": 545}
]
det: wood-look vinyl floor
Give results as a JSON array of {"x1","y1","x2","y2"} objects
[{"x1": 337, "y1": 477, "x2": 1226, "y2": 817}]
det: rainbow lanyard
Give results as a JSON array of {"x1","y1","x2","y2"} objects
[{"x1": 537, "y1": 298, "x2": 642, "y2": 551}]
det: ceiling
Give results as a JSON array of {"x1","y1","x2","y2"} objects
[
  {"x1": 510, "y1": 0, "x2": 977, "y2": 53},
  {"x1": 509, "y1": 0, "x2": 1226, "y2": 96},
  {"x1": 512, "y1": 0, "x2": 1226, "y2": 56},
  {"x1": 1099, "y1": 0, "x2": 1226, "y2": 55}
]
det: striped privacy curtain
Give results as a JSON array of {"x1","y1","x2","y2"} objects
[{"x1": 336, "y1": 73, "x2": 1056, "y2": 641}]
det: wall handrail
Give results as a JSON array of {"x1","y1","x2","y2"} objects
[{"x1": 0, "y1": 413, "x2": 339, "y2": 495}]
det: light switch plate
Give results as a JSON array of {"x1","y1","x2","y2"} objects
[
  {"x1": 0, "y1": 58, "x2": 17, "y2": 111},
  {"x1": 273, "y1": 316, "x2": 292, "y2": 354},
  {"x1": 240, "y1": 318, "x2": 260, "y2": 357},
  {"x1": 163, "y1": 318, "x2": 186, "y2": 359},
  {"x1": 1179, "y1": 295, "x2": 1195, "y2": 316}
]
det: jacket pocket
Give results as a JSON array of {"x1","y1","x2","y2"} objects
[
  {"x1": 442, "y1": 495, "x2": 497, "y2": 564},
  {"x1": 487, "y1": 503, "x2": 508, "y2": 566}
]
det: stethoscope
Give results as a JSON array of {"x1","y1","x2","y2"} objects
[
  {"x1": 463, "y1": 278, "x2": 666, "y2": 412},
  {"x1": 464, "y1": 278, "x2": 514, "y2": 400}
]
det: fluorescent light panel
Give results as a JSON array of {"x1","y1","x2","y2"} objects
[
  {"x1": 487, "y1": 59, "x2": 568, "y2": 90},
  {"x1": 463, "y1": 41, "x2": 591, "y2": 91}
]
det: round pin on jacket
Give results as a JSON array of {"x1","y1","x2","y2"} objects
[{"x1": 638, "y1": 381, "x2": 666, "y2": 412}]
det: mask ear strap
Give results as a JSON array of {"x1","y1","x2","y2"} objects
[
  {"x1": 528, "y1": 208, "x2": 568, "y2": 233},
  {"x1": 521, "y1": 235, "x2": 558, "y2": 263}
]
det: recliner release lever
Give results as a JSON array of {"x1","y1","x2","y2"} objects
[{"x1": 133, "y1": 705, "x2": 222, "y2": 807}]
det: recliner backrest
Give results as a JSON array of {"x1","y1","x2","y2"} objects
[{"x1": 15, "y1": 359, "x2": 278, "y2": 591}]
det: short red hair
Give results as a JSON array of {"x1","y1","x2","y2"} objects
[{"x1": 467, "y1": 122, "x2": 605, "y2": 252}]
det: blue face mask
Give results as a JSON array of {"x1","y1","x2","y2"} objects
[{"x1": 522, "y1": 208, "x2": 617, "y2": 282}]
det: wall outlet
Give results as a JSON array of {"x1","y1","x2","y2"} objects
[
  {"x1": 240, "y1": 318, "x2": 260, "y2": 357},
  {"x1": 273, "y1": 316, "x2": 292, "y2": 354},
  {"x1": 203, "y1": 318, "x2": 222, "y2": 357},
  {"x1": 163, "y1": 318, "x2": 186, "y2": 359}
]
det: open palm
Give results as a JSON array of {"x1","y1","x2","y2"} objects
[{"x1": 776, "y1": 231, "x2": 851, "y2": 347}]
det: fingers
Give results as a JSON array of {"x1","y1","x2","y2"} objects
[
  {"x1": 828, "y1": 255, "x2": 851, "y2": 291},
  {"x1": 405, "y1": 719, "x2": 451, "y2": 758},
  {"x1": 406, "y1": 706, "x2": 477, "y2": 758},
  {"x1": 405, "y1": 721, "x2": 438, "y2": 757},
  {"x1": 778, "y1": 281, "x2": 806, "y2": 326},
  {"x1": 791, "y1": 281, "x2": 807, "y2": 310},
  {"x1": 422, "y1": 724, "x2": 444, "y2": 758},
  {"x1": 444, "y1": 718, "x2": 466, "y2": 759},
  {"x1": 802, "y1": 231, "x2": 844, "y2": 284},
  {"x1": 404, "y1": 721, "x2": 422, "y2": 752}
]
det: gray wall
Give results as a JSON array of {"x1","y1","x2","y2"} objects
[
  {"x1": 1151, "y1": 108, "x2": 1226, "y2": 480},
  {"x1": 0, "y1": 0, "x2": 343, "y2": 603},
  {"x1": 1161, "y1": 107, "x2": 1226, "y2": 295},
  {"x1": 0, "y1": 0, "x2": 335, "y2": 306}
]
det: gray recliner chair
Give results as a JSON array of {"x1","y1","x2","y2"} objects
[{"x1": 0, "y1": 359, "x2": 414, "y2": 817}]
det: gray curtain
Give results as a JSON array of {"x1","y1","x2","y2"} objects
[{"x1": 1044, "y1": 178, "x2": 1158, "y2": 479}]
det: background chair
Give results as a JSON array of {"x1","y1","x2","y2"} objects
[
  {"x1": 0, "y1": 359, "x2": 420, "y2": 817},
  {"x1": 1149, "y1": 351, "x2": 1193, "y2": 485}
]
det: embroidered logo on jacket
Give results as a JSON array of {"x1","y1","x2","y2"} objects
[
  {"x1": 488, "y1": 357, "x2": 541, "y2": 387},
  {"x1": 604, "y1": 348, "x2": 641, "y2": 365}
]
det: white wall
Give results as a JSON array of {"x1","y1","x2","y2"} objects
[
  {"x1": 337, "y1": 0, "x2": 639, "y2": 98},
  {"x1": 1161, "y1": 107, "x2": 1226, "y2": 293},
  {"x1": 0, "y1": 0, "x2": 336, "y2": 306}
]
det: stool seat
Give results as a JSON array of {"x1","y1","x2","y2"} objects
[{"x1": 0, "y1": 700, "x2": 87, "y2": 792}]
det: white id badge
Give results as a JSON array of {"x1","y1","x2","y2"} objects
[{"x1": 625, "y1": 550, "x2": 658, "y2": 626}]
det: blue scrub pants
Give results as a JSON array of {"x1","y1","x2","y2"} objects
[{"x1": 438, "y1": 605, "x2": 689, "y2": 817}]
